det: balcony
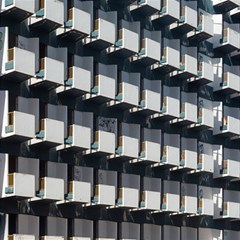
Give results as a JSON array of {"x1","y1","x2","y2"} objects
[
  {"x1": 8, "y1": 235, "x2": 35, "y2": 240},
  {"x1": 130, "y1": 0, "x2": 161, "y2": 16},
  {"x1": 58, "y1": 7, "x2": 91, "y2": 41},
  {"x1": 172, "y1": 54, "x2": 197, "y2": 80},
  {"x1": 153, "y1": 46, "x2": 180, "y2": 73},
  {"x1": 138, "y1": 141, "x2": 161, "y2": 164},
  {"x1": 159, "y1": 145, "x2": 180, "y2": 168},
  {"x1": 215, "y1": 28, "x2": 240, "y2": 53},
  {"x1": 179, "y1": 150, "x2": 197, "y2": 171},
  {"x1": 179, "y1": 196, "x2": 197, "y2": 215},
  {"x1": 83, "y1": 13, "x2": 117, "y2": 50},
  {"x1": 69, "y1": 238, "x2": 91, "y2": 240},
  {"x1": 196, "y1": 153, "x2": 214, "y2": 173},
  {"x1": 136, "y1": 89, "x2": 161, "y2": 115},
  {"x1": 230, "y1": 7, "x2": 240, "y2": 23},
  {"x1": 212, "y1": 0, "x2": 240, "y2": 12},
  {"x1": 110, "y1": 81, "x2": 139, "y2": 109},
  {"x1": 40, "y1": 237, "x2": 64, "y2": 240},
  {"x1": 151, "y1": 0, "x2": 180, "y2": 26},
  {"x1": 108, "y1": 25, "x2": 140, "y2": 58},
  {"x1": 158, "y1": 95, "x2": 180, "y2": 121},
  {"x1": 140, "y1": 190, "x2": 161, "y2": 211},
  {"x1": 86, "y1": 130, "x2": 115, "y2": 156},
  {"x1": 84, "y1": 75, "x2": 116, "y2": 103},
  {"x1": 29, "y1": 57, "x2": 64, "y2": 90},
  {"x1": 197, "y1": 198, "x2": 214, "y2": 216},
  {"x1": 64, "y1": 125, "x2": 91, "y2": 151},
  {"x1": 192, "y1": 101, "x2": 213, "y2": 129},
  {"x1": 5, "y1": 173, "x2": 35, "y2": 199},
  {"x1": 192, "y1": 59, "x2": 213, "y2": 86},
  {"x1": 173, "y1": 93, "x2": 197, "y2": 125},
  {"x1": 220, "y1": 201, "x2": 240, "y2": 219},
  {"x1": 131, "y1": 38, "x2": 160, "y2": 66},
  {"x1": 115, "y1": 136, "x2": 139, "y2": 160},
  {"x1": 29, "y1": 0, "x2": 64, "y2": 31},
  {"x1": 3, "y1": 111, "x2": 35, "y2": 142},
  {"x1": 217, "y1": 72, "x2": 240, "y2": 95},
  {"x1": 35, "y1": 177, "x2": 64, "y2": 202},
  {"x1": 3, "y1": 47, "x2": 35, "y2": 82},
  {"x1": 171, "y1": 6, "x2": 197, "y2": 34},
  {"x1": 64, "y1": 181, "x2": 91, "y2": 204},
  {"x1": 161, "y1": 193, "x2": 179, "y2": 212},
  {"x1": 30, "y1": 118, "x2": 64, "y2": 148},
  {"x1": 220, "y1": 116, "x2": 240, "y2": 137},
  {"x1": 219, "y1": 160, "x2": 240, "y2": 179},
  {"x1": 91, "y1": 184, "x2": 115, "y2": 206},
  {"x1": 116, "y1": 187, "x2": 139, "y2": 208},
  {"x1": 57, "y1": 66, "x2": 91, "y2": 96},
  {"x1": 1, "y1": 0, "x2": 34, "y2": 21},
  {"x1": 188, "y1": 10, "x2": 213, "y2": 43}
]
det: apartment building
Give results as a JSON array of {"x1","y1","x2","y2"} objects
[{"x1": 0, "y1": 0, "x2": 240, "y2": 239}]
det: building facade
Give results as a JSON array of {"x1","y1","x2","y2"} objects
[{"x1": 0, "y1": 0, "x2": 240, "y2": 239}]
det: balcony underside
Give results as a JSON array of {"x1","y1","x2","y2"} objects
[
  {"x1": 1, "y1": 70, "x2": 32, "y2": 83},
  {"x1": 58, "y1": 29, "x2": 87, "y2": 42},
  {"x1": 152, "y1": 15, "x2": 178, "y2": 28},
  {"x1": 29, "y1": 18, "x2": 61, "y2": 32},
  {"x1": 1, "y1": 6, "x2": 32, "y2": 21}
]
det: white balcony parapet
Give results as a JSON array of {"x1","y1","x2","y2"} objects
[
  {"x1": 150, "y1": 0, "x2": 180, "y2": 25},
  {"x1": 3, "y1": 111, "x2": 35, "y2": 141},
  {"x1": 215, "y1": 27, "x2": 240, "y2": 53},
  {"x1": 115, "y1": 136, "x2": 139, "y2": 159},
  {"x1": 64, "y1": 125, "x2": 91, "y2": 151},
  {"x1": 8, "y1": 234, "x2": 35, "y2": 240},
  {"x1": 29, "y1": 0, "x2": 64, "y2": 31},
  {"x1": 139, "y1": 141, "x2": 161, "y2": 163},
  {"x1": 83, "y1": 10, "x2": 117, "y2": 50},
  {"x1": 197, "y1": 198, "x2": 214, "y2": 216},
  {"x1": 91, "y1": 184, "x2": 115, "y2": 206},
  {"x1": 57, "y1": 7, "x2": 91, "y2": 40},
  {"x1": 161, "y1": 193, "x2": 179, "y2": 212},
  {"x1": 179, "y1": 196, "x2": 197, "y2": 214},
  {"x1": 30, "y1": 118, "x2": 64, "y2": 147},
  {"x1": 65, "y1": 181, "x2": 91, "y2": 204},
  {"x1": 39, "y1": 237, "x2": 64, "y2": 240},
  {"x1": 108, "y1": 21, "x2": 140, "y2": 58},
  {"x1": 35, "y1": 177, "x2": 64, "y2": 201},
  {"x1": 5, "y1": 173, "x2": 35, "y2": 198},
  {"x1": 160, "y1": 145, "x2": 180, "y2": 167},
  {"x1": 3, "y1": 47, "x2": 35, "y2": 81},
  {"x1": 179, "y1": 150, "x2": 197, "y2": 170},
  {"x1": 88, "y1": 130, "x2": 115, "y2": 156},
  {"x1": 30, "y1": 57, "x2": 64, "y2": 89},
  {"x1": 116, "y1": 187, "x2": 139, "y2": 208},
  {"x1": 220, "y1": 202, "x2": 240, "y2": 219},
  {"x1": 219, "y1": 160, "x2": 240, "y2": 178},
  {"x1": 140, "y1": 190, "x2": 161, "y2": 211},
  {"x1": 196, "y1": 153, "x2": 214, "y2": 173}
]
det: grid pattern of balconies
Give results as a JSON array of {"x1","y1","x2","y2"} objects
[{"x1": 0, "y1": 0, "x2": 240, "y2": 239}]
